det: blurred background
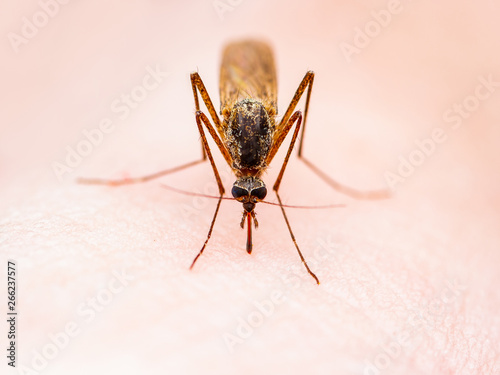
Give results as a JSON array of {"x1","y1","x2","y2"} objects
[{"x1": 1, "y1": 1, "x2": 500, "y2": 374}]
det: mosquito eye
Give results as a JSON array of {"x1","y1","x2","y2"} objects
[
  {"x1": 231, "y1": 186, "x2": 248, "y2": 199},
  {"x1": 251, "y1": 186, "x2": 267, "y2": 200}
]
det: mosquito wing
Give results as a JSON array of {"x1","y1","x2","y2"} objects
[{"x1": 219, "y1": 40, "x2": 278, "y2": 122}]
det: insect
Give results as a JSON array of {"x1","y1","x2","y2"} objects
[{"x1": 79, "y1": 40, "x2": 389, "y2": 284}]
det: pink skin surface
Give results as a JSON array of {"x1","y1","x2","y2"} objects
[{"x1": 1, "y1": 1, "x2": 500, "y2": 374}]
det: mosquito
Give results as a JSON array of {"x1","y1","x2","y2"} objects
[{"x1": 79, "y1": 40, "x2": 390, "y2": 284}]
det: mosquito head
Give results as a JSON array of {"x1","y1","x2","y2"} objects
[
  {"x1": 231, "y1": 176, "x2": 267, "y2": 212},
  {"x1": 231, "y1": 176, "x2": 267, "y2": 254}
]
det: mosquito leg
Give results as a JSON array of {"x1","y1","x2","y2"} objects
[
  {"x1": 272, "y1": 111, "x2": 302, "y2": 192},
  {"x1": 78, "y1": 72, "x2": 227, "y2": 187},
  {"x1": 275, "y1": 191, "x2": 319, "y2": 284},
  {"x1": 194, "y1": 112, "x2": 225, "y2": 195},
  {"x1": 189, "y1": 111, "x2": 226, "y2": 269},
  {"x1": 278, "y1": 70, "x2": 391, "y2": 200},
  {"x1": 189, "y1": 72, "x2": 242, "y2": 268},
  {"x1": 191, "y1": 72, "x2": 220, "y2": 129},
  {"x1": 191, "y1": 72, "x2": 233, "y2": 167},
  {"x1": 271, "y1": 110, "x2": 320, "y2": 284},
  {"x1": 299, "y1": 157, "x2": 392, "y2": 199},
  {"x1": 190, "y1": 194, "x2": 223, "y2": 269},
  {"x1": 77, "y1": 159, "x2": 205, "y2": 186}
]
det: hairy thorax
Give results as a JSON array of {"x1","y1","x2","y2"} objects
[{"x1": 224, "y1": 99, "x2": 274, "y2": 177}]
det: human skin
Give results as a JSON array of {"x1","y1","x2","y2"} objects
[{"x1": 1, "y1": 1, "x2": 500, "y2": 374}]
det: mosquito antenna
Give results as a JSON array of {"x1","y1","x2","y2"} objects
[
  {"x1": 159, "y1": 183, "x2": 346, "y2": 209},
  {"x1": 160, "y1": 184, "x2": 235, "y2": 201},
  {"x1": 260, "y1": 201, "x2": 345, "y2": 209}
]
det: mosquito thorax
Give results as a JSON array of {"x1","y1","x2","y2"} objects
[
  {"x1": 226, "y1": 98, "x2": 273, "y2": 171},
  {"x1": 231, "y1": 176, "x2": 267, "y2": 212}
]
